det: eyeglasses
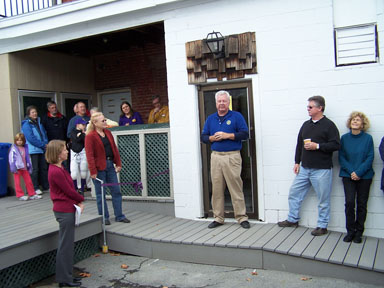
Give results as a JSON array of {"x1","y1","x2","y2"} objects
[{"x1": 307, "y1": 105, "x2": 317, "y2": 109}]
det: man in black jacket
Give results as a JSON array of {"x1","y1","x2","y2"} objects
[
  {"x1": 278, "y1": 96, "x2": 340, "y2": 236},
  {"x1": 41, "y1": 100, "x2": 69, "y2": 171},
  {"x1": 41, "y1": 101, "x2": 68, "y2": 142}
]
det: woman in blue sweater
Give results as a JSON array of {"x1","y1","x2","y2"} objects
[{"x1": 339, "y1": 111, "x2": 374, "y2": 244}]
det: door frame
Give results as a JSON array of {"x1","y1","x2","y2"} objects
[{"x1": 198, "y1": 80, "x2": 258, "y2": 219}]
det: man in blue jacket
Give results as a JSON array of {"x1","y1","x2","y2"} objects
[{"x1": 201, "y1": 90, "x2": 250, "y2": 229}]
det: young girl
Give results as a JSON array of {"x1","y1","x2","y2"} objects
[
  {"x1": 70, "y1": 118, "x2": 89, "y2": 195},
  {"x1": 8, "y1": 133, "x2": 42, "y2": 200}
]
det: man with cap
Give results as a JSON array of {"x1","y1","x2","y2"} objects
[{"x1": 69, "y1": 118, "x2": 89, "y2": 194}]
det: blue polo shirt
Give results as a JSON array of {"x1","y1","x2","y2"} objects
[{"x1": 201, "y1": 110, "x2": 249, "y2": 152}]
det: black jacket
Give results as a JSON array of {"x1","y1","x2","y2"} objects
[{"x1": 41, "y1": 113, "x2": 68, "y2": 141}]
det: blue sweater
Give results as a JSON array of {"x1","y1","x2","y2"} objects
[
  {"x1": 201, "y1": 110, "x2": 249, "y2": 152},
  {"x1": 339, "y1": 131, "x2": 374, "y2": 179}
]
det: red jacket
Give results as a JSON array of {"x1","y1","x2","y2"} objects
[
  {"x1": 49, "y1": 164, "x2": 84, "y2": 213},
  {"x1": 85, "y1": 129, "x2": 122, "y2": 176}
]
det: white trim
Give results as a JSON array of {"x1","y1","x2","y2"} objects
[
  {"x1": 112, "y1": 127, "x2": 173, "y2": 201},
  {"x1": 18, "y1": 90, "x2": 56, "y2": 122}
]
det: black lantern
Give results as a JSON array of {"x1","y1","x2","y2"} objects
[{"x1": 204, "y1": 31, "x2": 225, "y2": 58}]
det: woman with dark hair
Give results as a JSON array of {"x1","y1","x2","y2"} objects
[
  {"x1": 118, "y1": 101, "x2": 143, "y2": 126},
  {"x1": 46, "y1": 140, "x2": 84, "y2": 287},
  {"x1": 339, "y1": 111, "x2": 374, "y2": 244},
  {"x1": 21, "y1": 105, "x2": 49, "y2": 195}
]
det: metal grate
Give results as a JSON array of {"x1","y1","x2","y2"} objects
[
  {"x1": 0, "y1": 235, "x2": 99, "y2": 288},
  {"x1": 118, "y1": 134, "x2": 142, "y2": 196},
  {"x1": 145, "y1": 133, "x2": 170, "y2": 197}
]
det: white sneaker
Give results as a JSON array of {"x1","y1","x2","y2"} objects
[
  {"x1": 35, "y1": 189, "x2": 43, "y2": 195},
  {"x1": 30, "y1": 195, "x2": 42, "y2": 200},
  {"x1": 19, "y1": 196, "x2": 29, "y2": 201}
]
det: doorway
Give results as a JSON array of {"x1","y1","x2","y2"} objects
[
  {"x1": 99, "y1": 89, "x2": 131, "y2": 123},
  {"x1": 199, "y1": 81, "x2": 258, "y2": 219},
  {"x1": 61, "y1": 93, "x2": 92, "y2": 120}
]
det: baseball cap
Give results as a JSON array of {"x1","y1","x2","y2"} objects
[{"x1": 75, "y1": 118, "x2": 87, "y2": 125}]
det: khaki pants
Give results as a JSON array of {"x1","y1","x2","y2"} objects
[{"x1": 210, "y1": 151, "x2": 248, "y2": 224}]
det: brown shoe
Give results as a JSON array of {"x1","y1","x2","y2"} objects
[
  {"x1": 277, "y1": 220, "x2": 298, "y2": 228},
  {"x1": 311, "y1": 227, "x2": 328, "y2": 236}
]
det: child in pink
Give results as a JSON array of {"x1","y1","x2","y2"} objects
[{"x1": 8, "y1": 133, "x2": 42, "y2": 200}]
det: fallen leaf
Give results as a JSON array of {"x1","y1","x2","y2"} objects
[
  {"x1": 94, "y1": 254, "x2": 100, "y2": 257},
  {"x1": 246, "y1": 278, "x2": 251, "y2": 281},
  {"x1": 300, "y1": 277, "x2": 312, "y2": 281},
  {"x1": 110, "y1": 252, "x2": 121, "y2": 256},
  {"x1": 121, "y1": 264, "x2": 129, "y2": 269},
  {"x1": 79, "y1": 272, "x2": 91, "y2": 278}
]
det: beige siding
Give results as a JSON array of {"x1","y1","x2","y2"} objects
[{"x1": 7, "y1": 49, "x2": 95, "y2": 136}]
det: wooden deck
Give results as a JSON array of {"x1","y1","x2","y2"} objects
[
  {"x1": 0, "y1": 196, "x2": 101, "y2": 271},
  {"x1": 1, "y1": 196, "x2": 384, "y2": 286},
  {"x1": 106, "y1": 210, "x2": 384, "y2": 286}
]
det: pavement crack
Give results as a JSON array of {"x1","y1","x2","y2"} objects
[
  {"x1": 107, "y1": 258, "x2": 152, "y2": 287},
  {"x1": 126, "y1": 258, "x2": 151, "y2": 275},
  {"x1": 216, "y1": 267, "x2": 246, "y2": 273}
]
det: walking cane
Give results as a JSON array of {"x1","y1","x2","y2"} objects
[{"x1": 95, "y1": 177, "x2": 108, "y2": 254}]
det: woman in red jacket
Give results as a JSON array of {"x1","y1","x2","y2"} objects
[
  {"x1": 46, "y1": 140, "x2": 84, "y2": 287},
  {"x1": 85, "y1": 112, "x2": 130, "y2": 225}
]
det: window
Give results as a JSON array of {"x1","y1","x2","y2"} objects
[
  {"x1": 335, "y1": 24, "x2": 378, "y2": 66},
  {"x1": 333, "y1": 0, "x2": 379, "y2": 66}
]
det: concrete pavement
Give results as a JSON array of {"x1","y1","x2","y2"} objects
[{"x1": 32, "y1": 252, "x2": 381, "y2": 288}]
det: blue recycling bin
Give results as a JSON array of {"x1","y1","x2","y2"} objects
[{"x1": 0, "y1": 143, "x2": 12, "y2": 197}]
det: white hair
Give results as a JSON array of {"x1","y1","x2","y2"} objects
[
  {"x1": 90, "y1": 107, "x2": 100, "y2": 115},
  {"x1": 215, "y1": 90, "x2": 230, "y2": 102}
]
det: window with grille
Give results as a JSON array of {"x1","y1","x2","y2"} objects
[{"x1": 334, "y1": 24, "x2": 378, "y2": 66}]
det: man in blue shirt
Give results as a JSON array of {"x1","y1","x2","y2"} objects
[{"x1": 201, "y1": 90, "x2": 250, "y2": 229}]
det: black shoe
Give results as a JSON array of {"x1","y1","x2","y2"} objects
[
  {"x1": 353, "y1": 233, "x2": 362, "y2": 243},
  {"x1": 343, "y1": 233, "x2": 355, "y2": 242},
  {"x1": 311, "y1": 227, "x2": 328, "y2": 236},
  {"x1": 240, "y1": 221, "x2": 250, "y2": 229},
  {"x1": 119, "y1": 218, "x2": 131, "y2": 223},
  {"x1": 104, "y1": 219, "x2": 111, "y2": 225},
  {"x1": 277, "y1": 220, "x2": 298, "y2": 228},
  {"x1": 59, "y1": 282, "x2": 81, "y2": 287},
  {"x1": 73, "y1": 277, "x2": 82, "y2": 282},
  {"x1": 208, "y1": 221, "x2": 223, "y2": 229}
]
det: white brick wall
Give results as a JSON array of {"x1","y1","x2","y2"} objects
[
  {"x1": 1, "y1": 0, "x2": 382, "y2": 237},
  {"x1": 164, "y1": 0, "x2": 384, "y2": 237}
]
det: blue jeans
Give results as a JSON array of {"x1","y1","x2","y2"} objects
[
  {"x1": 287, "y1": 166, "x2": 332, "y2": 228},
  {"x1": 92, "y1": 160, "x2": 126, "y2": 221}
]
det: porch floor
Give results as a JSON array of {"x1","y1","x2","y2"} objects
[{"x1": 1, "y1": 196, "x2": 383, "y2": 286}]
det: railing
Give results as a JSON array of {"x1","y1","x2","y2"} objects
[
  {"x1": 0, "y1": 0, "x2": 65, "y2": 18},
  {"x1": 106, "y1": 123, "x2": 173, "y2": 201}
]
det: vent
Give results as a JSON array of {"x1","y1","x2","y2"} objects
[{"x1": 335, "y1": 24, "x2": 378, "y2": 66}]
